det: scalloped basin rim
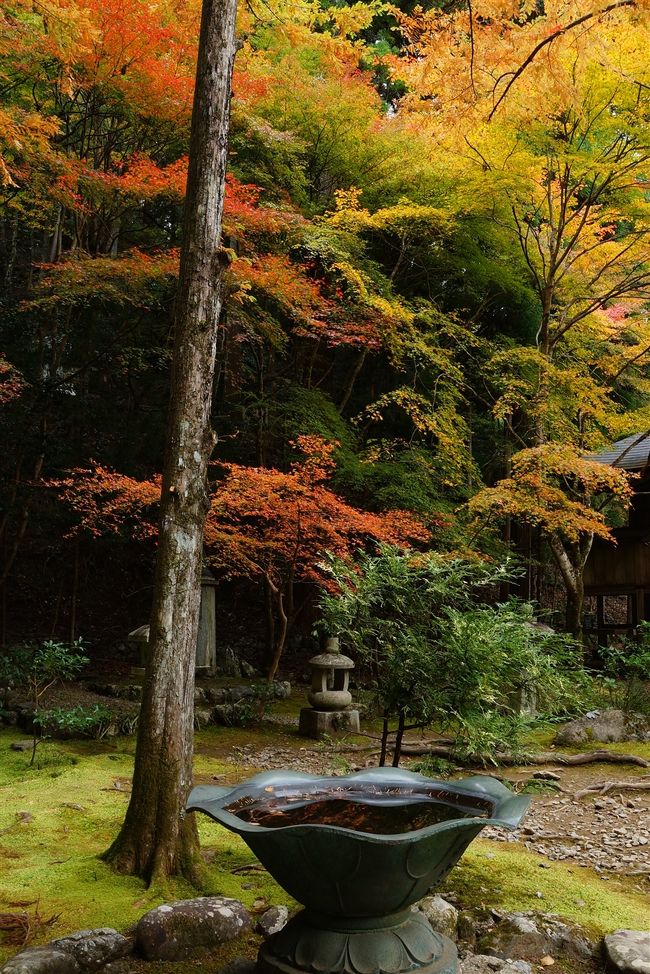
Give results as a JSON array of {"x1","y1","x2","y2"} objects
[{"x1": 187, "y1": 768, "x2": 530, "y2": 839}]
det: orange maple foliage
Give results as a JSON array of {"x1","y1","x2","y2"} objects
[
  {"x1": 0, "y1": 356, "x2": 26, "y2": 404},
  {"x1": 52, "y1": 465, "x2": 161, "y2": 541},
  {"x1": 51, "y1": 439, "x2": 429, "y2": 589}
]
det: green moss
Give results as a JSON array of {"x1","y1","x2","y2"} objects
[
  {"x1": 445, "y1": 839, "x2": 649, "y2": 936},
  {"x1": 0, "y1": 728, "x2": 289, "y2": 965},
  {"x1": 2, "y1": 713, "x2": 648, "y2": 966}
]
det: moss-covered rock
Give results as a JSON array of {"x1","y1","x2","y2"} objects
[{"x1": 136, "y1": 898, "x2": 250, "y2": 961}]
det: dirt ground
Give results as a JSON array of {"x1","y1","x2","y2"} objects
[
  {"x1": 8, "y1": 682, "x2": 650, "y2": 886},
  {"x1": 194, "y1": 714, "x2": 650, "y2": 890}
]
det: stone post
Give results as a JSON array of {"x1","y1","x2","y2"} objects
[{"x1": 195, "y1": 567, "x2": 217, "y2": 676}]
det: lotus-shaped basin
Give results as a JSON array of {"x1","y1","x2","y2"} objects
[{"x1": 188, "y1": 767, "x2": 529, "y2": 920}]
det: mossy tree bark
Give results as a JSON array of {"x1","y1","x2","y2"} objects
[{"x1": 103, "y1": 0, "x2": 238, "y2": 885}]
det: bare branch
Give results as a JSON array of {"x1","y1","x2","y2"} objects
[{"x1": 488, "y1": 0, "x2": 637, "y2": 121}]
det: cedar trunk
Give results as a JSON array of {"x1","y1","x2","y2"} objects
[{"x1": 103, "y1": 0, "x2": 238, "y2": 885}]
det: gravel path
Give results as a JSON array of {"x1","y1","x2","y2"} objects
[
  {"x1": 485, "y1": 788, "x2": 650, "y2": 876},
  {"x1": 223, "y1": 720, "x2": 650, "y2": 881}
]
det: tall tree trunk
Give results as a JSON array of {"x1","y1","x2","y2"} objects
[
  {"x1": 103, "y1": 0, "x2": 238, "y2": 885},
  {"x1": 379, "y1": 714, "x2": 390, "y2": 767}
]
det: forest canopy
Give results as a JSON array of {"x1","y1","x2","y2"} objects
[{"x1": 1, "y1": 0, "x2": 649, "y2": 652}]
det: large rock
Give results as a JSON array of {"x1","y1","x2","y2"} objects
[
  {"x1": 256, "y1": 906, "x2": 289, "y2": 938},
  {"x1": 136, "y1": 896, "x2": 250, "y2": 961},
  {"x1": 194, "y1": 706, "x2": 214, "y2": 729},
  {"x1": 418, "y1": 896, "x2": 459, "y2": 941},
  {"x1": 457, "y1": 908, "x2": 497, "y2": 949},
  {"x1": 604, "y1": 930, "x2": 650, "y2": 974},
  {"x1": 461, "y1": 955, "x2": 533, "y2": 974},
  {"x1": 218, "y1": 959, "x2": 257, "y2": 974},
  {"x1": 10, "y1": 740, "x2": 33, "y2": 752},
  {"x1": 50, "y1": 928, "x2": 131, "y2": 971},
  {"x1": 0, "y1": 948, "x2": 80, "y2": 974},
  {"x1": 478, "y1": 913, "x2": 594, "y2": 964},
  {"x1": 554, "y1": 710, "x2": 650, "y2": 746},
  {"x1": 478, "y1": 914, "x2": 549, "y2": 963}
]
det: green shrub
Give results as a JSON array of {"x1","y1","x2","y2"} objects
[
  {"x1": 34, "y1": 704, "x2": 114, "y2": 740},
  {"x1": 593, "y1": 625, "x2": 650, "y2": 715},
  {"x1": 2, "y1": 639, "x2": 89, "y2": 765},
  {"x1": 317, "y1": 546, "x2": 584, "y2": 764}
]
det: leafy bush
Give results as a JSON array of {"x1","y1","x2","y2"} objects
[
  {"x1": 317, "y1": 546, "x2": 584, "y2": 763},
  {"x1": 2, "y1": 639, "x2": 88, "y2": 764},
  {"x1": 34, "y1": 704, "x2": 114, "y2": 740},
  {"x1": 594, "y1": 625, "x2": 650, "y2": 716}
]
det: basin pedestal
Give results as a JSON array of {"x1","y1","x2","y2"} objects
[
  {"x1": 258, "y1": 909, "x2": 457, "y2": 974},
  {"x1": 187, "y1": 769, "x2": 530, "y2": 974}
]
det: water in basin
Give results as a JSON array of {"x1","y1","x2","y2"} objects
[{"x1": 226, "y1": 784, "x2": 492, "y2": 834}]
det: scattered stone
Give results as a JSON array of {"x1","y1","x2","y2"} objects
[
  {"x1": 419, "y1": 895, "x2": 459, "y2": 941},
  {"x1": 193, "y1": 707, "x2": 213, "y2": 729},
  {"x1": 10, "y1": 740, "x2": 33, "y2": 752},
  {"x1": 136, "y1": 896, "x2": 250, "y2": 961},
  {"x1": 256, "y1": 906, "x2": 289, "y2": 938},
  {"x1": 554, "y1": 710, "x2": 650, "y2": 746},
  {"x1": 240, "y1": 661, "x2": 258, "y2": 679},
  {"x1": 50, "y1": 929, "x2": 131, "y2": 972},
  {"x1": 217, "y1": 958, "x2": 257, "y2": 974},
  {"x1": 604, "y1": 930, "x2": 650, "y2": 974},
  {"x1": 460, "y1": 955, "x2": 533, "y2": 974},
  {"x1": 0, "y1": 947, "x2": 81, "y2": 973}
]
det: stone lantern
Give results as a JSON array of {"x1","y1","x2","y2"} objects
[
  {"x1": 298, "y1": 637, "x2": 360, "y2": 738},
  {"x1": 128, "y1": 624, "x2": 151, "y2": 677}
]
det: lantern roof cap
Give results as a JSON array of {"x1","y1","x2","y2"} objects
[{"x1": 309, "y1": 651, "x2": 354, "y2": 669}]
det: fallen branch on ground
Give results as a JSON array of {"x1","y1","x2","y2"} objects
[
  {"x1": 0, "y1": 905, "x2": 60, "y2": 947},
  {"x1": 395, "y1": 745, "x2": 650, "y2": 768},
  {"x1": 574, "y1": 778, "x2": 650, "y2": 798},
  {"x1": 331, "y1": 738, "x2": 451, "y2": 754}
]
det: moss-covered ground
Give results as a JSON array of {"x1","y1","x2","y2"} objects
[
  {"x1": 0, "y1": 726, "x2": 292, "y2": 964},
  {"x1": 1, "y1": 703, "x2": 649, "y2": 965},
  {"x1": 444, "y1": 842, "x2": 648, "y2": 936}
]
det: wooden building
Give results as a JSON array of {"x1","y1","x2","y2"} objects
[{"x1": 584, "y1": 431, "x2": 650, "y2": 643}]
